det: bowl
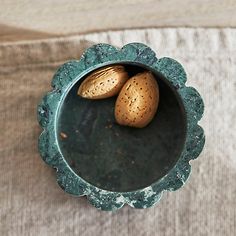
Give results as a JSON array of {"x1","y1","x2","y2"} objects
[{"x1": 38, "y1": 43, "x2": 205, "y2": 211}]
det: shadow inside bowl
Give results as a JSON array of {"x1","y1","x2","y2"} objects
[{"x1": 56, "y1": 64, "x2": 187, "y2": 192}]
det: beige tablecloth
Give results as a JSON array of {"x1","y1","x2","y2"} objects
[{"x1": 0, "y1": 28, "x2": 235, "y2": 236}]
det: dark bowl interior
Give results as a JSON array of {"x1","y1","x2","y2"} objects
[{"x1": 57, "y1": 63, "x2": 187, "y2": 192}]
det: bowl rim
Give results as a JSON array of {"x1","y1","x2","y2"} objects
[
  {"x1": 37, "y1": 42, "x2": 205, "y2": 211},
  {"x1": 56, "y1": 60, "x2": 188, "y2": 192}
]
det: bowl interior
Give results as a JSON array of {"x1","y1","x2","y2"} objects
[{"x1": 57, "y1": 63, "x2": 187, "y2": 192}]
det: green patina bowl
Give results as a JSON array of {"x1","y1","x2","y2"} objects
[{"x1": 38, "y1": 43, "x2": 205, "y2": 211}]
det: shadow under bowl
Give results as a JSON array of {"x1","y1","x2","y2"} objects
[{"x1": 56, "y1": 63, "x2": 187, "y2": 192}]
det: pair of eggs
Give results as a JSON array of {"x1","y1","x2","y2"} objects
[{"x1": 78, "y1": 65, "x2": 159, "y2": 128}]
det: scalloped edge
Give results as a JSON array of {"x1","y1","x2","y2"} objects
[{"x1": 37, "y1": 43, "x2": 205, "y2": 211}]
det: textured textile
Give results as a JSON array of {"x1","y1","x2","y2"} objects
[{"x1": 0, "y1": 28, "x2": 235, "y2": 236}]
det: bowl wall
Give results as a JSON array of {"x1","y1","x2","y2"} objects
[{"x1": 56, "y1": 63, "x2": 187, "y2": 192}]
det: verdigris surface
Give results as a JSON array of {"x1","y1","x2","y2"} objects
[{"x1": 38, "y1": 43, "x2": 205, "y2": 211}]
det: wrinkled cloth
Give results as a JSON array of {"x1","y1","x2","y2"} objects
[{"x1": 0, "y1": 28, "x2": 235, "y2": 236}]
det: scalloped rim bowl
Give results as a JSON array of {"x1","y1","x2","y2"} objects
[{"x1": 38, "y1": 43, "x2": 205, "y2": 211}]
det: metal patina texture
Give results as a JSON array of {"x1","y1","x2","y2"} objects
[{"x1": 38, "y1": 43, "x2": 205, "y2": 211}]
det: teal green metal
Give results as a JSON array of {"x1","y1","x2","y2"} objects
[{"x1": 38, "y1": 43, "x2": 205, "y2": 211}]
